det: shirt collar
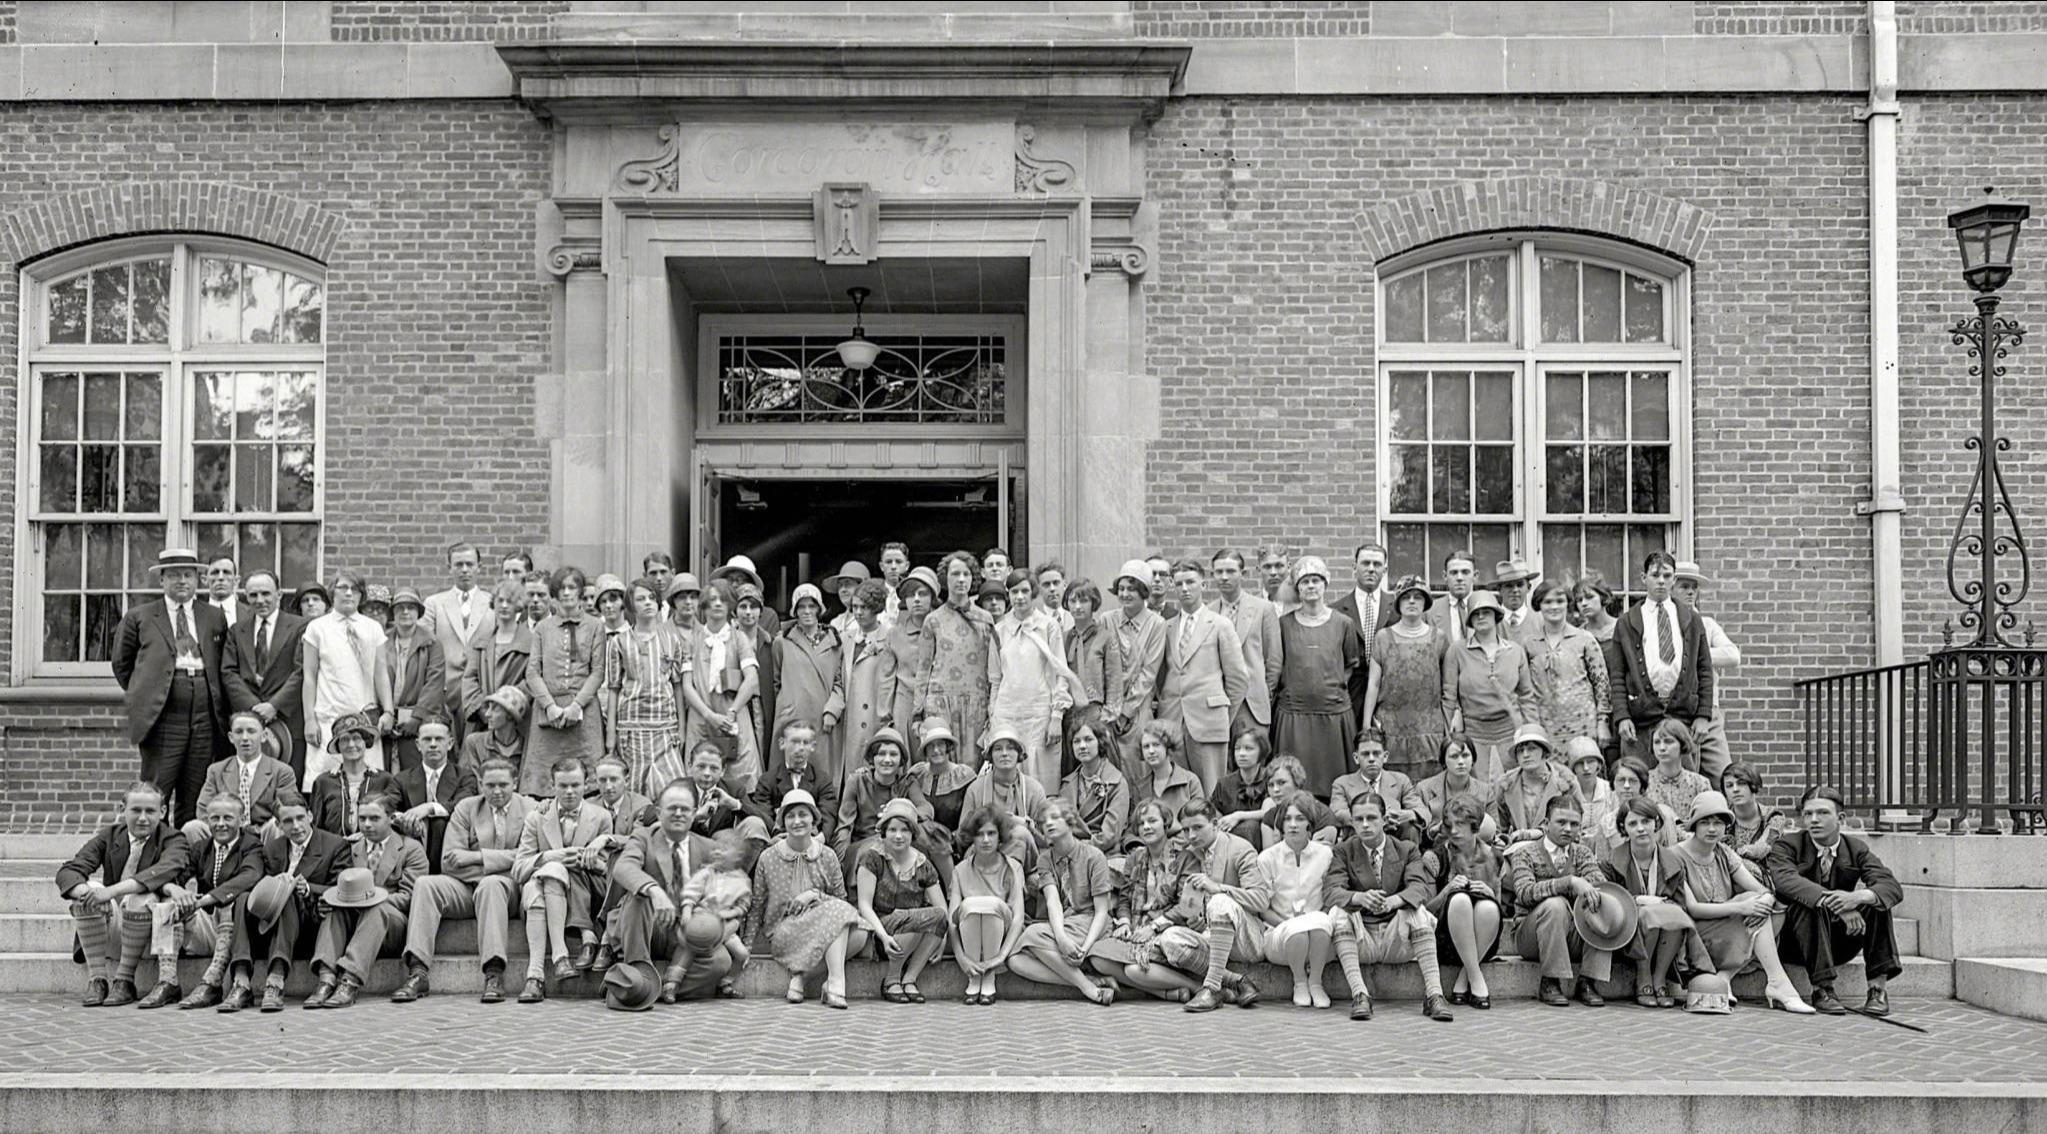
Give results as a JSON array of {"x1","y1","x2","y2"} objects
[{"x1": 1543, "y1": 837, "x2": 1567, "y2": 857}]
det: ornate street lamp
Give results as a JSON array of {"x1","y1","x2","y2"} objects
[{"x1": 1942, "y1": 190, "x2": 2032, "y2": 648}]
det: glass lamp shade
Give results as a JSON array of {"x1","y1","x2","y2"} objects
[
  {"x1": 1948, "y1": 197, "x2": 2031, "y2": 293},
  {"x1": 836, "y1": 336, "x2": 880, "y2": 371}
]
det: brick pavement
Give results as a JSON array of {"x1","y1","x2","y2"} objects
[{"x1": 0, "y1": 994, "x2": 2037, "y2": 1083}]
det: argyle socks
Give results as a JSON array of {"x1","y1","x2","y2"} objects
[
  {"x1": 1334, "y1": 934, "x2": 1369, "y2": 998},
  {"x1": 73, "y1": 908, "x2": 112, "y2": 981}
]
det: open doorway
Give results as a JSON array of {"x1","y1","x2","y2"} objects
[{"x1": 713, "y1": 476, "x2": 1025, "y2": 610}]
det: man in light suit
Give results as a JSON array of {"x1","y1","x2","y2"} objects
[
  {"x1": 306, "y1": 792, "x2": 429, "y2": 1009},
  {"x1": 393, "y1": 757, "x2": 530, "y2": 1004},
  {"x1": 186, "y1": 711, "x2": 302, "y2": 847},
  {"x1": 421, "y1": 542, "x2": 496, "y2": 746},
  {"x1": 1329, "y1": 542, "x2": 1398, "y2": 730},
  {"x1": 611, "y1": 780, "x2": 733, "y2": 1004},
  {"x1": 512, "y1": 758, "x2": 616, "y2": 1001},
  {"x1": 1507, "y1": 795, "x2": 1612, "y2": 1007},
  {"x1": 1424, "y1": 550, "x2": 1481, "y2": 648},
  {"x1": 113, "y1": 548, "x2": 232, "y2": 826},
  {"x1": 1610, "y1": 552, "x2": 1716, "y2": 767},
  {"x1": 221, "y1": 569, "x2": 308, "y2": 781},
  {"x1": 1158, "y1": 558, "x2": 1249, "y2": 791},
  {"x1": 1209, "y1": 550, "x2": 1281, "y2": 741},
  {"x1": 1175, "y1": 798, "x2": 1271, "y2": 1013}
]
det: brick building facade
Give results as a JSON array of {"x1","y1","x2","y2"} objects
[{"x1": 1, "y1": 0, "x2": 2043, "y2": 828}]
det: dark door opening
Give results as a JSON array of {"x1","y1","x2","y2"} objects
[{"x1": 715, "y1": 477, "x2": 1022, "y2": 610}]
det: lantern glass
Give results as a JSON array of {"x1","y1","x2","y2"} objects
[{"x1": 1948, "y1": 199, "x2": 2031, "y2": 292}]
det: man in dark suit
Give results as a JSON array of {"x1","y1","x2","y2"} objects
[
  {"x1": 234, "y1": 796, "x2": 350, "y2": 1012},
  {"x1": 1330, "y1": 542, "x2": 1400, "y2": 730},
  {"x1": 221, "y1": 568, "x2": 308, "y2": 781},
  {"x1": 611, "y1": 780, "x2": 733, "y2": 1004},
  {"x1": 112, "y1": 548, "x2": 231, "y2": 826},
  {"x1": 150, "y1": 796, "x2": 266, "y2": 1009},
  {"x1": 394, "y1": 716, "x2": 478, "y2": 874},
  {"x1": 185, "y1": 711, "x2": 303, "y2": 848},
  {"x1": 1608, "y1": 552, "x2": 1715, "y2": 765},
  {"x1": 1324, "y1": 792, "x2": 1456, "y2": 1021},
  {"x1": 54, "y1": 782, "x2": 190, "y2": 1007},
  {"x1": 1768, "y1": 785, "x2": 1906, "y2": 1017}
]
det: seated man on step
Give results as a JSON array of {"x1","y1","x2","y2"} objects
[
  {"x1": 305, "y1": 793, "x2": 428, "y2": 1009},
  {"x1": 1768, "y1": 785, "x2": 1906, "y2": 1017},
  {"x1": 148, "y1": 795, "x2": 265, "y2": 1010},
  {"x1": 54, "y1": 782, "x2": 190, "y2": 1007},
  {"x1": 392, "y1": 757, "x2": 532, "y2": 1005},
  {"x1": 610, "y1": 779, "x2": 735, "y2": 1004},
  {"x1": 231, "y1": 796, "x2": 349, "y2": 1012},
  {"x1": 1507, "y1": 795, "x2": 1614, "y2": 1007},
  {"x1": 184, "y1": 711, "x2": 300, "y2": 846}
]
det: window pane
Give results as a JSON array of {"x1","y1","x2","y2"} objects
[
  {"x1": 42, "y1": 594, "x2": 81, "y2": 663},
  {"x1": 1474, "y1": 446, "x2": 1514, "y2": 513},
  {"x1": 198, "y1": 258, "x2": 240, "y2": 343},
  {"x1": 281, "y1": 524, "x2": 321, "y2": 584},
  {"x1": 1430, "y1": 445, "x2": 1470, "y2": 513},
  {"x1": 1631, "y1": 445, "x2": 1671, "y2": 513},
  {"x1": 277, "y1": 372, "x2": 318, "y2": 440},
  {"x1": 195, "y1": 522, "x2": 235, "y2": 565},
  {"x1": 237, "y1": 371, "x2": 273, "y2": 439},
  {"x1": 1470, "y1": 254, "x2": 1511, "y2": 342},
  {"x1": 124, "y1": 373, "x2": 161, "y2": 441},
  {"x1": 239, "y1": 523, "x2": 278, "y2": 574},
  {"x1": 194, "y1": 372, "x2": 232, "y2": 440},
  {"x1": 1388, "y1": 371, "x2": 1428, "y2": 441},
  {"x1": 1473, "y1": 372, "x2": 1513, "y2": 442},
  {"x1": 85, "y1": 594, "x2": 124, "y2": 662},
  {"x1": 282, "y1": 275, "x2": 323, "y2": 344},
  {"x1": 1588, "y1": 371, "x2": 1627, "y2": 441},
  {"x1": 45, "y1": 524, "x2": 83, "y2": 588},
  {"x1": 1546, "y1": 371, "x2": 1582, "y2": 441},
  {"x1": 48, "y1": 276, "x2": 87, "y2": 343},
  {"x1": 132, "y1": 258, "x2": 170, "y2": 344},
  {"x1": 1582, "y1": 524, "x2": 1625, "y2": 585},
  {"x1": 1627, "y1": 525, "x2": 1670, "y2": 590},
  {"x1": 88, "y1": 266, "x2": 131, "y2": 345},
  {"x1": 1384, "y1": 273, "x2": 1424, "y2": 343},
  {"x1": 80, "y1": 446, "x2": 119, "y2": 512},
  {"x1": 193, "y1": 444, "x2": 231, "y2": 512},
  {"x1": 1471, "y1": 525, "x2": 1513, "y2": 575},
  {"x1": 126, "y1": 524, "x2": 165, "y2": 588},
  {"x1": 1588, "y1": 444, "x2": 1629, "y2": 513},
  {"x1": 1631, "y1": 371, "x2": 1669, "y2": 441},
  {"x1": 278, "y1": 445, "x2": 316, "y2": 512},
  {"x1": 1425, "y1": 262, "x2": 1467, "y2": 343},
  {"x1": 1546, "y1": 444, "x2": 1584, "y2": 512},
  {"x1": 1539, "y1": 256, "x2": 1579, "y2": 343},
  {"x1": 40, "y1": 372, "x2": 79, "y2": 440},
  {"x1": 242, "y1": 264, "x2": 284, "y2": 344},
  {"x1": 1541, "y1": 524, "x2": 1583, "y2": 587},
  {"x1": 38, "y1": 446, "x2": 77, "y2": 512},
  {"x1": 1389, "y1": 445, "x2": 1428, "y2": 513},
  {"x1": 236, "y1": 444, "x2": 274, "y2": 512},
  {"x1": 1423, "y1": 525, "x2": 1469, "y2": 584},
  {"x1": 1582, "y1": 264, "x2": 1622, "y2": 342},
  {"x1": 123, "y1": 445, "x2": 160, "y2": 512},
  {"x1": 1432, "y1": 371, "x2": 1469, "y2": 441},
  {"x1": 82, "y1": 372, "x2": 121, "y2": 440},
  {"x1": 1624, "y1": 274, "x2": 1665, "y2": 343},
  {"x1": 1384, "y1": 523, "x2": 1427, "y2": 583},
  {"x1": 85, "y1": 523, "x2": 123, "y2": 588}
]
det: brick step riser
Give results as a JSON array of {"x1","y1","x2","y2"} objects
[{"x1": 0, "y1": 952, "x2": 1953, "y2": 1001}]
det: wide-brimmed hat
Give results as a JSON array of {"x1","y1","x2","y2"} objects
[
  {"x1": 593, "y1": 573, "x2": 628, "y2": 602},
  {"x1": 777, "y1": 788, "x2": 820, "y2": 826},
  {"x1": 247, "y1": 873, "x2": 295, "y2": 933},
  {"x1": 484, "y1": 685, "x2": 530, "y2": 719},
  {"x1": 918, "y1": 717, "x2": 957, "y2": 751},
  {"x1": 1572, "y1": 879, "x2": 1640, "y2": 953},
  {"x1": 1490, "y1": 558, "x2": 1539, "y2": 586},
  {"x1": 1563, "y1": 735, "x2": 1605, "y2": 773},
  {"x1": 823, "y1": 561, "x2": 872, "y2": 591},
  {"x1": 898, "y1": 565, "x2": 941, "y2": 602},
  {"x1": 389, "y1": 586, "x2": 425, "y2": 613},
  {"x1": 983, "y1": 723, "x2": 1027, "y2": 758},
  {"x1": 1463, "y1": 590, "x2": 1507, "y2": 626},
  {"x1": 1112, "y1": 559, "x2": 1153, "y2": 598},
  {"x1": 711, "y1": 555, "x2": 763, "y2": 591},
  {"x1": 1509, "y1": 721, "x2": 1557, "y2": 758},
  {"x1": 664, "y1": 572, "x2": 702, "y2": 602},
  {"x1": 1686, "y1": 790, "x2": 1738, "y2": 830},
  {"x1": 325, "y1": 712, "x2": 378, "y2": 754},
  {"x1": 293, "y1": 582, "x2": 331, "y2": 610},
  {"x1": 1685, "y1": 971, "x2": 1733, "y2": 1015},
  {"x1": 877, "y1": 797, "x2": 923, "y2": 831},
  {"x1": 1390, "y1": 574, "x2": 1434, "y2": 611},
  {"x1": 1674, "y1": 561, "x2": 1711, "y2": 587},
  {"x1": 789, "y1": 583, "x2": 825, "y2": 614},
  {"x1": 1292, "y1": 555, "x2": 1330, "y2": 586},
  {"x1": 145, "y1": 548, "x2": 204, "y2": 575},
  {"x1": 324, "y1": 866, "x2": 389, "y2": 909},
  {"x1": 603, "y1": 960, "x2": 661, "y2": 1012}
]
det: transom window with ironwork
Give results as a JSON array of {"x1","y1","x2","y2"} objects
[
  {"x1": 17, "y1": 238, "x2": 325, "y2": 678},
  {"x1": 716, "y1": 333, "x2": 1007, "y2": 426},
  {"x1": 1376, "y1": 236, "x2": 1688, "y2": 602}
]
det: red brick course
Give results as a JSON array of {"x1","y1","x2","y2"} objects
[
  {"x1": 1132, "y1": 1, "x2": 1369, "y2": 38},
  {"x1": 329, "y1": 1, "x2": 566, "y2": 42}
]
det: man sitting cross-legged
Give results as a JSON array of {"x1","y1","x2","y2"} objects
[{"x1": 512, "y1": 757, "x2": 614, "y2": 1003}]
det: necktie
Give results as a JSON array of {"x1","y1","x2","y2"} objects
[
  {"x1": 345, "y1": 617, "x2": 372, "y2": 676},
  {"x1": 117, "y1": 834, "x2": 140, "y2": 882},
  {"x1": 367, "y1": 839, "x2": 382, "y2": 876},
  {"x1": 211, "y1": 842, "x2": 226, "y2": 888},
  {"x1": 238, "y1": 763, "x2": 254, "y2": 816},
  {"x1": 459, "y1": 594, "x2": 472, "y2": 637},
  {"x1": 425, "y1": 767, "x2": 439, "y2": 802},
  {"x1": 561, "y1": 811, "x2": 577, "y2": 843},
  {"x1": 255, "y1": 617, "x2": 270, "y2": 673},
  {"x1": 491, "y1": 807, "x2": 506, "y2": 847},
  {"x1": 1452, "y1": 599, "x2": 1466, "y2": 643},
  {"x1": 668, "y1": 841, "x2": 687, "y2": 902},
  {"x1": 1817, "y1": 843, "x2": 1837, "y2": 880},
  {"x1": 1550, "y1": 843, "x2": 1566, "y2": 870},
  {"x1": 395, "y1": 640, "x2": 409, "y2": 696},
  {"x1": 288, "y1": 839, "x2": 306, "y2": 875},
  {"x1": 1657, "y1": 603, "x2": 1677, "y2": 665},
  {"x1": 1179, "y1": 613, "x2": 1196, "y2": 656}
]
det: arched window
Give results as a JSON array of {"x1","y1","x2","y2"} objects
[
  {"x1": 1376, "y1": 235, "x2": 1688, "y2": 600},
  {"x1": 18, "y1": 238, "x2": 325, "y2": 677}
]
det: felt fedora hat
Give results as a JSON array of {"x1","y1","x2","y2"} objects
[
  {"x1": 603, "y1": 960, "x2": 661, "y2": 1012},
  {"x1": 1572, "y1": 879, "x2": 1640, "y2": 953},
  {"x1": 246, "y1": 873, "x2": 295, "y2": 934},
  {"x1": 323, "y1": 866, "x2": 389, "y2": 910}
]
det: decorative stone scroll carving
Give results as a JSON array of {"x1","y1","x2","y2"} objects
[
  {"x1": 1013, "y1": 124, "x2": 1077, "y2": 195},
  {"x1": 1089, "y1": 243, "x2": 1151, "y2": 277},
  {"x1": 616, "y1": 124, "x2": 682, "y2": 193},
  {"x1": 545, "y1": 239, "x2": 603, "y2": 277},
  {"x1": 814, "y1": 182, "x2": 879, "y2": 265}
]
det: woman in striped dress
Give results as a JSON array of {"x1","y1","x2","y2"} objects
[{"x1": 604, "y1": 576, "x2": 686, "y2": 797}]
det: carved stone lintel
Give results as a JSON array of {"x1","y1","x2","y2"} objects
[
  {"x1": 1089, "y1": 243, "x2": 1151, "y2": 277},
  {"x1": 1014, "y1": 124, "x2": 1077, "y2": 195},
  {"x1": 814, "y1": 182, "x2": 879, "y2": 265},
  {"x1": 546, "y1": 241, "x2": 603, "y2": 277},
  {"x1": 616, "y1": 123, "x2": 681, "y2": 193}
]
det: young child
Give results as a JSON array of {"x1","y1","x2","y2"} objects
[
  {"x1": 1329, "y1": 730, "x2": 1422, "y2": 842},
  {"x1": 674, "y1": 828, "x2": 753, "y2": 998}
]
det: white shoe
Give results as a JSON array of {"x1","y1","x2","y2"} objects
[
  {"x1": 1309, "y1": 982, "x2": 1331, "y2": 1009},
  {"x1": 1765, "y1": 982, "x2": 1815, "y2": 1015},
  {"x1": 1292, "y1": 979, "x2": 1312, "y2": 1007}
]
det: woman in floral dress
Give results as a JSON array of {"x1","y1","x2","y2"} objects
[
  {"x1": 915, "y1": 551, "x2": 998, "y2": 765},
  {"x1": 1524, "y1": 580, "x2": 1611, "y2": 750},
  {"x1": 1360, "y1": 575, "x2": 1450, "y2": 782}
]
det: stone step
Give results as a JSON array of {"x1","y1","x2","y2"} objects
[
  {"x1": 0, "y1": 878, "x2": 67, "y2": 914},
  {"x1": 1900, "y1": 884, "x2": 2047, "y2": 959},
  {"x1": 1955, "y1": 958, "x2": 2047, "y2": 1024},
  {"x1": 0, "y1": 950, "x2": 1953, "y2": 1002},
  {"x1": 0, "y1": 859, "x2": 60, "y2": 878},
  {"x1": 0, "y1": 835, "x2": 93, "y2": 860}
]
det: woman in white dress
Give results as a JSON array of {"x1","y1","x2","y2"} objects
[
  {"x1": 299, "y1": 570, "x2": 389, "y2": 787},
  {"x1": 1256, "y1": 791, "x2": 1336, "y2": 1007},
  {"x1": 986, "y1": 569, "x2": 1073, "y2": 791}
]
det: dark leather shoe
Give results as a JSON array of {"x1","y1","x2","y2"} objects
[
  {"x1": 1422, "y1": 993, "x2": 1456, "y2": 1021},
  {"x1": 81, "y1": 978, "x2": 109, "y2": 1008},
  {"x1": 1349, "y1": 993, "x2": 1374, "y2": 1021},
  {"x1": 1864, "y1": 987, "x2": 1890, "y2": 1017},
  {"x1": 572, "y1": 941, "x2": 599, "y2": 973},
  {"x1": 259, "y1": 984, "x2": 285, "y2": 1013},
  {"x1": 390, "y1": 970, "x2": 431, "y2": 1003},
  {"x1": 1229, "y1": 975, "x2": 1260, "y2": 1008},
  {"x1": 217, "y1": 984, "x2": 253, "y2": 1013},
  {"x1": 177, "y1": 983, "x2": 222, "y2": 1010},
  {"x1": 480, "y1": 972, "x2": 506, "y2": 1004},
  {"x1": 517, "y1": 978, "x2": 545, "y2": 1004},
  {"x1": 303, "y1": 978, "x2": 337, "y2": 1009},
  {"x1": 135, "y1": 981, "x2": 182, "y2": 1009},
  {"x1": 589, "y1": 945, "x2": 617, "y2": 974},
  {"x1": 105, "y1": 978, "x2": 139, "y2": 1007},
  {"x1": 324, "y1": 979, "x2": 360, "y2": 1009},
  {"x1": 1576, "y1": 983, "x2": 1605, "y2": 1008},
  {"x1": 1811, "y1": 986, "x2": 1848, "y2": 1015},
  {"x1": 1184, "y1": 986, "x2": 1225, "y2": 1012},
  {"x1": 1538, "y1": 978, "x2": 1569, "y2": 1006}
]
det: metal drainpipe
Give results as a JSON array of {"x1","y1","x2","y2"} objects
[{"x1": 1859, "y1": 0, "x2": 1906, "y2": 669}]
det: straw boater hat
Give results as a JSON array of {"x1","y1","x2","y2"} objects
[
  {"x1": 1673, "y1": 561, "x2": 1711, "y2": 586},
  {"x1": 823, "y1": 561, "x2": 872, "y2": 591},
  {"x1": 1571, "y1": 879, "x2": 1640, "y2": 952},
  {"x1": 144, "y1": 548, "x2": 204, "y2": 575}
]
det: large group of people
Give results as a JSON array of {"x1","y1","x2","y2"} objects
[{"x1": 59, "y1": 539, "x2": 1902, "y2": 1018}]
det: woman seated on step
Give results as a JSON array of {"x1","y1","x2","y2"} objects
[
  {"x1": 849, "y1": 797, "x2": 950, "y2": 1004},
  {"x1": 1676, "y1": 791, "x2": 1814, "y2": 1015},
  {"x1": 948, "y1": 805, "x2": 1029, "y2": 1005},
  {"x1": 1006, "y1": 797, "x2": 1119, "y2": 1004}
]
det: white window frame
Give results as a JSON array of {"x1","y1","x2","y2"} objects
[
  {"x1": 13, "y1": 236, "x2": 327, "y2": 683},
  {"x1": 1375, "y1": 233, "x2": 1692, "y2": 591}
]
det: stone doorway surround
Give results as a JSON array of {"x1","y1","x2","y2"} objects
[{"x1": 497, "y1": 41, "x2": 1188, "y2": 584}]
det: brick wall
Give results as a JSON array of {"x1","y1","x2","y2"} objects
[
  {"x1": 1692, "y1": 2, "x2": 1866, "y2": 35},
  {"x1": 1896, "y1": 2, "x2": 2047, "y2": 33},
  {"x1": 329, "y1": 0, "x2": 566, "y2": 41},
  {"x1": 1133, "y1": 1, "x2": 1369, "y2": 37},
  {"x1": 0, "y1": 700, "x2": 128, "y2": 831}
]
